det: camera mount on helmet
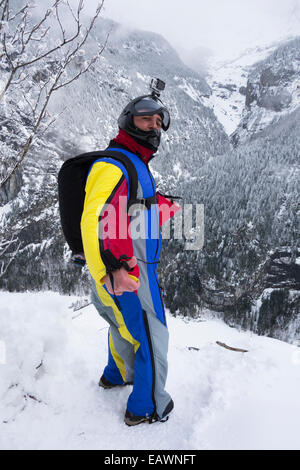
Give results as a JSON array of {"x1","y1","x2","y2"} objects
[{"x1": 149, "y1": 78, "x2": 166, "y2": 98}]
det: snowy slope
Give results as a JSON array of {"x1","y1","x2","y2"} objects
[
  {"x1": 0, "y1": 291, "x2": 299, "y2": 450},
  {"x1": 204, "y1": 43, "x2": 279, "y2": 135},
  {"x1": 205, "y1": 37, "x2": 300, "y2": 142}
]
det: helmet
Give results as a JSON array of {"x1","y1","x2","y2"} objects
[{"x1": 118, "y1": 94, "x2": 170, "y2": 151}]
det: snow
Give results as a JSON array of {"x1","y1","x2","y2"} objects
[
  {"x1": 0, "y1": 201, "x2": 13, "y2": 219},
  {"x1": 0, "y1": 291, "x2": 300, "y2": 450},
  {"x1": 177, "y1": 79, "x2": 201, "y2": 103},
  {"x1": 204, "y1": 42, "x2": 280, "y2": 136}
]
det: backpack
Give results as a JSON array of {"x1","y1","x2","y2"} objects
[{"x1": 57, "y1": 149, "x2": 157, "y2": 259}]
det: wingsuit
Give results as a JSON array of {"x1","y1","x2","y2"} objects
[{"x1": 80, "y1": 94, "x2": 180, "y2": 424}]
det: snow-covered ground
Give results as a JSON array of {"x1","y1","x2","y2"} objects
[{"x1": 0, "y1": 291, "x2": 299, "y2": 450}]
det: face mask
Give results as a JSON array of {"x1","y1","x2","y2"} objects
[{"x1": 118, "y1": 94, "x2": 170, "y2": 151}]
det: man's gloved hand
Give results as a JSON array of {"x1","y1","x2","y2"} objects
[{"x1": 103, "y1": 256, "x2": 140, "y2": 296}]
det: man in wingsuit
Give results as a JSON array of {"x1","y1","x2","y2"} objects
[{"x1": 81, "y1": 91, "x2": 180, "y2": 426}]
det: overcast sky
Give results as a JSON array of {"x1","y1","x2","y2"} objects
[{"x1": 98, "y1": 0, "x2": 300, "y2": 64}]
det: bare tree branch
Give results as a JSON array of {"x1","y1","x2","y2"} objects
[
  {"x1": 0, "y1": 0, "x2": 108, "y2": 188},
  {"x1": 216, "y1": 341, "x2": 248, "y2": 353},
  {"x1": 0, "y1": 0, "x2": 105, "y2": 99},
  {"x1": 24, "y1": 5, "x2": 53, "y2": 46},
  {"x1": 0, "y1": 0, "x2": 8, "y2": 25},
  {"x1": 53, "y1": 32, "x2": 110, "y2": 91}
]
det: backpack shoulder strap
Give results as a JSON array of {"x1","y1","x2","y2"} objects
[
  {"x1": 102, "y1": 149, "x2": 159, "y2": 212},
  {"x1": 91, "y1": 149, "x2": 158, "y2": 211},
  {"x1": 89, "y1": 149, "x2": 139, "y2": 203}
]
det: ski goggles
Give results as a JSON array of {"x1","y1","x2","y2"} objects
[{"x1": 133, "y1": 96, "x2": 170, "y2": 131}]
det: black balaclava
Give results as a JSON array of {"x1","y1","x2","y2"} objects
[{"x1": 117, "y1": 95, "x2": 170, "y2": 152}]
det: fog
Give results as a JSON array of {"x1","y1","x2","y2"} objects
[
  {"x1": 101, "y1": 0, "x2": 300, "y2": 64},
  {"x1": 31, "y1": 0, "x2": 300, "y2": 69}
]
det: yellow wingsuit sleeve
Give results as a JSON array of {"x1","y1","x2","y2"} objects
[{"x1": 81, "y1": 161, "x2": 124, "y2": 284}]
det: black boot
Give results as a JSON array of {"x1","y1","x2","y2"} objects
[
  {"x1": 124, "y1": 399, "x2": 174, "y2": 426},
  {"x1": 99, "y1": 374, "x2": 133, "y2": 389}
]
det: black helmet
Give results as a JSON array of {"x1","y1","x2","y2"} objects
[{"x1": 118, "y1": 94, "x2": 170, "y2": 151}]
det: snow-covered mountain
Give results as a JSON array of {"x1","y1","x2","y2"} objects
[
  {"x1": 0, "y1": 12, "x2": 299, "y2": 343},
  {"x1": 1, "y1": 291, "x2": 299, "y2": 450},
  {"x1": 205, "y1": 37, "x2": 300, "y2": 144},
  {"x1": 159, "y1": 38, "x2": 300, "y2": 341},
  {"x1": 231, "y1": 37, "x2": 300, "y2": 145},
  {"x1": 204, "y1": 42, "x2": 281, "y2": 135},
  {"x1": 0, "y1": 16, "x2": 229, "y2": 290}
]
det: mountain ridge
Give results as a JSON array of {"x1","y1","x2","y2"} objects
[{"x1": 0, "y1": 16, "x2": 299, "y2": 343}]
